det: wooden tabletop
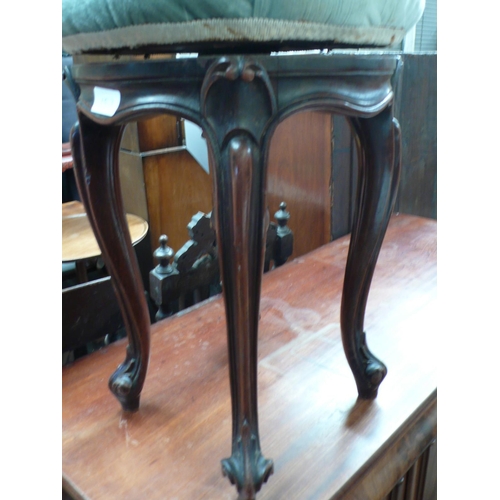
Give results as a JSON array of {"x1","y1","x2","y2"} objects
[
  {"x1": 62, "y1": 201, "x2": 149, "y2": 262},
  {"x1": 63, "y1": 142, "x2": 74, "y2": 172},
  {"x1": 62, "y1": 214, "x2": 437, "y2": 500}
]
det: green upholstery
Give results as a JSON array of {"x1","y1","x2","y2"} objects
[{"x1": 62, "y1": 0, "x2": 425, "y2": 54}]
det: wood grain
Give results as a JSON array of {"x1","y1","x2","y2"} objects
[
  {"x1": 62, "y1": 200, "x2": 85, "y2": 218},
  {"x1": 137, "y1": 114, "x2": 181, "y2": 151},
  {"x1": 267, "y1": 111, "x2": 332, "y2": 260},
  {"x1": 135, "y1": 115, "x2": 214, "y2": 255},
  {"x1": 118, "y1": 122, "x2": 150, "y2": 222},
  {"x1": 62, "y1": 201, "x2": 149, "y2": 262},
  {"x1": 63, "y1": 214, "x2": 436, "y2": 500},
  {"x1": 142, "y1": 150, "x2": 214, "y2": 254},
  {"x1": 63, "y1": 141, "x2": 74, "y2": 172},
  {"x1": 396, "y1": 54, "x2": 437, "y2": 219},
  {"x1": 138, "y1": 110, "x2": 333, "y2": 260}
]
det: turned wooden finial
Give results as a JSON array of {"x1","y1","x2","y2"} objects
[
  {"x1": 273, "y1": 201, "x2": 293, "y2": 267},
  {"x1": 153, "y1": 234, "x2": 174, "y2": 275},
  {"x1": 274, "y1": 202, "x2": 291, "y2": 235}
]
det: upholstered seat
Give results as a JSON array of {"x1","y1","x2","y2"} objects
[{"x1": 62, "y1": 0, "x2": 424, "y2": 54}]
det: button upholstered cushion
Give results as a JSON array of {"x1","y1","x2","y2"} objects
[{"x1": 62, "y1": 0, "x2": 425, "y2": 54}]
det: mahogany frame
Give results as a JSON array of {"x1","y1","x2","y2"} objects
[{"x1": 65, "y1": 51, "x2": 402, "y2": 499}]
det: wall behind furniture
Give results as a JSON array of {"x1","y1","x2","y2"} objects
[{"x1": 395, "y1": 53, "x2": 437, "y2": 220}]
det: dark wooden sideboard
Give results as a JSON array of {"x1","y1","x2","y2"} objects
[{"x1": 63, "y1": 214, "x2": 437, "y2": 499}]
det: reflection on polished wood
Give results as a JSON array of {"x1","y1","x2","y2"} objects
[
  {"x1": 63, "y1": 142, "x2": 74, "y2": 172},
  {"x1": 62, "y1": 201, "x2": 149, "y2": 262},
  {"x1": 267, "y1": 111, "x2": 332, "y2": 260},
  {"x1": 63, "y1": 214, "x2": 436, "y2": 500}
]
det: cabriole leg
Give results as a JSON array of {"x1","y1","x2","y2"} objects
[
  {"x1": 202, "y1": 56, "x2": 276, "y2": 499},
  {"x1": 211, "y1": 135, "x2": 274, "y2": 499},
  {"x1": 342, "y1": 107, "x2": 402, "y2": 399},
  {"x1": 71, "y1": 114, "x2": 150, "y2": 412}
]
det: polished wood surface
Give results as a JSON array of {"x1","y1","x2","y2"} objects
[
  {"x1": 62, "y1": 201, "x2": 149, "y2": 262},
  {"x1": 63, "y1": 142, "x2": 74, "y2": 172},
  {"x1": 71, "y1": 120, "x2": 151, "y2": 411},
  {"x1": 395, "y1": 54, "x2": 437, "y2": 219},
  {"x1": 66, "y1": 52, "x2": 407, "y2": 497},
  {"x1": 62, "y1": 200, "x2": 85, "y2": 218},
  {"x1": 137, "y1": 114, "x2": 181, "y2": 151},
  {"x1": 143, "y1": 149, "x2": 213, "y2": 254},
  {"x1": 341, "y1": 107, "x2": 401, "y2": 399},
  {"x1": 267, "y1": 111, "x2": 332, "y2": 260},
  {"x1": 137, "y1": 111, "x2": 332, "y2": 260},
  {"x1": 63, "y1": 214, "x2": 437, "y2": 500},
  {"x1": 62, "y1": 276, "x2": 123, "y2": 352},
  {"x1": 118, "y1": 124, "x2": 150, "y2": 222},
  {"x1": 134, "y1": 114, "x2": 214, "y2": 254}
]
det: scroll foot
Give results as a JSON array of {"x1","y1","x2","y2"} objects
[{"x1": 221, "y1": 422, "x2": 274, "y2": 499}]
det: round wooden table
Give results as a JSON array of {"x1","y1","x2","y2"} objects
[{"x1": 62, "y1": 201, "x2": 148, "y2": 282}]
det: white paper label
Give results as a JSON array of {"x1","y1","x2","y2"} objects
[
  {"x1": 91, "y1": 87, "x2": 121, "y2": 117},
  {"x1": 183, "y1": 120, "x2": 210, "y2": 174}
]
